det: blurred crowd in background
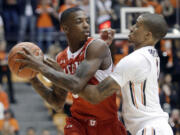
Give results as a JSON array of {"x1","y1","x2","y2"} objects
[{"x1": 0, "y1": 0, "x2": 179, "y2": 135}]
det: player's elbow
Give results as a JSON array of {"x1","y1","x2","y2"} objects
[
  {"x1": 53, "y1": 104, "x2": 64, "y2": 112},
  {"x1": 48, "y1": 99, "x2": 65, "y2": 112},
  {"x1": 86, "y1": 95, "x2": 102, "y2": 104},
  {"x1": 70, "y1": 82, "x2": 85, "y2": 94},
  {"x1": 54, "y1": 106, "x2": 64, "y2": 112},
  {"x1": 89, "y1": 99, "x2": 101, "y2": 104}
]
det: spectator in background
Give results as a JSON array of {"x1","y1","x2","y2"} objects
[
  {"x1": 1, "y1": 0, "x2": 19, "y2": 52},
  {"x1": 161, "y1": 0, "x2": 174, "y2": 27},
  {"x1": 160, "y1": 39, "x2": 173, "y2": 73},
  {"x1": 26, "y1": 127, "x2": 36, "y2": 135},
  {"x1": 0, "y1": 14, "x2": 6, "y2": 50},
  {"x1": 0, "y1": 110, "x2": 19, "y2": 135},
  {"x1": 111, "y1": 0, "x2": 128, "y2": 32},
  {"x1": 0, "y1": 103, "x2": 4, "y2": 120},
  {"x1": 36, "y1": 0, "x2": 55, "y2": 53},
  {"x1": 49, "y1": 0, "x2": 60, "y2": 31},
  {"x1": 18, "y1": 0, "x2": 37, "y2": 42},
  {"x1": 0, "y1": 120, "x2": 15, "y2": 135},
  {"x1": 58, "y1": 0, "x2": 77, "y2": 50},
  {"x1": 58, "y1": 0, "x2": 77, "y2": 17},
  {"x1": 41, "y1": 129, "x2": 51, "y2": 135},
  {"x1": 172, "y1": 40, "x2": 180, "y2": 109},
  {"x1": 96, "y1": 0, "x2": 113, "y2": 30},
  {"x1": 169, "y1": 0, "x2": 180, "y2": 28},
  {"x1": 46, "y1": 45, "x2": 61, "y2": 59},
  {"x1": 78, "y1": 0, "x2": 89, "y2": 17},
  {"x1": 169, "y1": 109, "x2": 180, "y2": 134},
  {"x1": 0, "y1": 0, "x2": 2, "y2": 14},
  {"x1": 0, "y1": 85, "x2": 9, "y2": 110},
  {"x1": 57, "y1": 130, "x2": 64, "y2": 135},
  {"x1": 112, "y1": 40, "x2": 134, "y2": 65},
  {"x1": 0, "y1": 17, "x2": 16, "y2": 104},
  {"x1": 143, "y1": 0, "x2": 162, "y2": 14},
  {"x1": 51, "y1": 0, "x2": 59, "y2": 11}
]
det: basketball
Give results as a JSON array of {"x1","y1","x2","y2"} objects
[{"x1": 8, "y1": 42, "x2": 43, "y2": 79}]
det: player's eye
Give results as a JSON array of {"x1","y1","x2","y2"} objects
[
  {"x1": 135, "y1": 24, "x2": 139, "y2": 28},
  {"x1": 76, "y1": 19, "x2": 82, "y2": 23},
  {"x1": 86, "y1": 18, "x2": 90, "y2": 24}
]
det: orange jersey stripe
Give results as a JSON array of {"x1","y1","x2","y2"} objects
[
  {"x1": 132, "y1": 83, "x2": 138, "y2": 109},
  {"x1": 141, "y1": 82, "x2": 144, "y2": 105}
]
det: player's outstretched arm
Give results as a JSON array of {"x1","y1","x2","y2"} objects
[
  {"x1": 16, "y1": 39, "x2": 111, "y2": 94},
  {"x1": 79, "y1": 76, "x2": 121, "y2": 104},
  {"x1": 30, "y1": 77, "x2": 67, "y2": 112}
]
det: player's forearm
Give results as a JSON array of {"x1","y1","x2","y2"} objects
[
  {"x1": 38, "y1": 65, "x2": 81, "y2": 93},
  {"x1": 79, "y1": 77, "x2": 119, "y2": 104},
  {"x1": 30, "y1": 77, "x2": 67, "y2": 111},
  {"x1": 79, "y1": 85, "x2": 102, "y2": 104}
]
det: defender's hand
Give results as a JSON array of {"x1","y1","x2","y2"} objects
[{"x1": 100, "y1": 28, "x2": 116, "y2": 46}]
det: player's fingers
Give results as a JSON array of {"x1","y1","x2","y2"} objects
[
  {"x1": 100, "y1": 28, "x2": 110, "y2": 34},
  {"x1": 16, "y1": 51, "x2": 26, "y2": 56},
  {"x1": 44, "y1": 59, "x2": 53, "y2": 68},
  {"x1": 15, "y1": 59, "x2": 29, "y2": 64},
  {"x1": 111, "y1": 29, "x2": 116, "y2": 36},
  {"x1": 108, "y1": 29, "x2": 115, "y2": 36},
  {"x1": 19, "y1": 64, "x2": 29, "y2": 71},
  {"x1": 16, "y1": 51, "x2": 30, "y2": 60},
  {"x1": 22, "y1": 47, "x2": 32, "y2": 55},
  {"x1": 44, "y1": 57, "x2": 54, "y2": 66},
  {"x1": 19, "y1": 65, "x2": 38, "y2": 72},
  {"x1": 46, "y1": 57, "x2": 56, "y2": 64},
  {"x1": 38, "y1": 50, "x2": 44, "y2": 57}
]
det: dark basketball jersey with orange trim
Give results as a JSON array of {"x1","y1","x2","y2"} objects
[{"x1": 56, "y1": 38, "x2": 117, "y2": 120}]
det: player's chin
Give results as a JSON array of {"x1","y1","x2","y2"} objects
[
  {"x1": 128, "y1": 34, "x2": 134, "y2": 43},
  {"x1": 128, "y1": 37, "x2": 133, "y2": 43},
  {"x1": 83, "y1": 34, "x2": 89, "y2": 40}
]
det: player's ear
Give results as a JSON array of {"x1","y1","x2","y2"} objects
[
  {"x1": 145, "y1": 31, "x2": 153, "y2": 40},
  {"x1": 62, "y1": 25, "x2": 69, "y2": 34}
]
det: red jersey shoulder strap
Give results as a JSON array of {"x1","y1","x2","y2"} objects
[
  {"x1": 81, "y1": 37, "x2": 94, "y2": 54},
  {"x1": 56, "y1": 48, "x2": 68, "y2": 63}
]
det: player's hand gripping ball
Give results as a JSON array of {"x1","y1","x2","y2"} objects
[{"x1": 8, "y1": 42, "x2": 44, "y2": 79}]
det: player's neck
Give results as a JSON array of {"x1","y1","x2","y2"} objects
[
  {"x1": 135, "y1": 44, "x2": 154, "y2": 50},
  {"x1": 135, "y1": 41, "x2": 156, "y2": 50},
  {"x1": 67, "y1": 39, "x2": 86, "y2": 53}
]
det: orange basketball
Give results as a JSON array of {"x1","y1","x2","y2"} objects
[{"x1": 8, "y1": 42, "x2": 44, "y2": 79}]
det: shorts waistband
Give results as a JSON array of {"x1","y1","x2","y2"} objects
[{"x1": 68, "y1": 117, "x2": 119, "y2": 127}]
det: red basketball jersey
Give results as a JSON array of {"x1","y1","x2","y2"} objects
[{"x1": 56, "y1": 38, "x2": 118, "y2": 120}]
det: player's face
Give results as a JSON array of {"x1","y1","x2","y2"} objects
[
  {"x1": 128, "y1": 16, "x2": 148, "y2": 46},
  {"x1": 67, "y1": 10, "x2": 90, "y2": 41}
]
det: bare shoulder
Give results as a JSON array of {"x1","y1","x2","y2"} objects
[
  {"x1": 91, "y1": 38, "x2": 108, "y2": 48},
  {"x1": 86, "y1": 39, "x2": 110, "y2": 59}
]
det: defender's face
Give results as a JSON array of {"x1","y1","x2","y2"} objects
[
  {"x1": 67, "y1": 10, "x2": 90, "y2": 41},
  {"x1": 128, "y1": 16, "x2": 147, "y2": 46}
]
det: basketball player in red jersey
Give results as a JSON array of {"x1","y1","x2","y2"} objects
[{"x1": 16, "y1": 7, "x2": 127, "y2": 135}]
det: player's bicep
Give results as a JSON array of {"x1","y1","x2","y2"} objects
[
  {"x1": 75, "y1": 40, "x2": 110, "y2": 82},
  {"x1": 75, "y1": 58, "x2": 102, "y2": 79}
]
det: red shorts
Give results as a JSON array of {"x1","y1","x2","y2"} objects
[{"x1": 64, "y1": 117, "x2": 127, "y2": 135}]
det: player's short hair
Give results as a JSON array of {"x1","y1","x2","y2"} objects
[
  {"x1": 141, "y1": 13, "x2": 168, "y2": 40},
  {"x1": 60, "y1": 7, "x2": 83, "y2": 26}
]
